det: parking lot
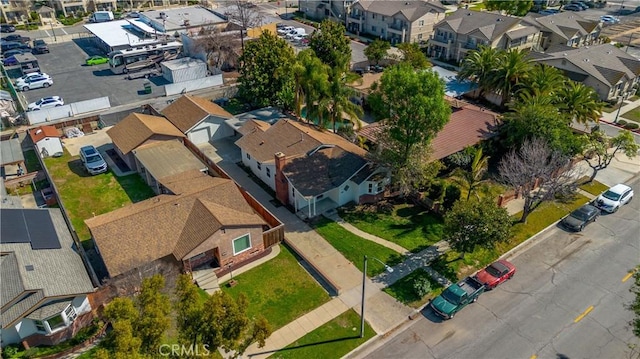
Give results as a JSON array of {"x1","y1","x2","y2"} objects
[{"x1": 13, "y1": 38, "x2": 167, "y2": 108}]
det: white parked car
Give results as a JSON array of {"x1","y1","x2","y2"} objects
[
  {"x1": 28, "y1": 96, "x2": 64, "y2": 111},
  {"x1": 277, "y1": 26, "x2": 294, "y2": 35},
  {"x1": 17, "y1": 72, "x2": 50, "y2": 83},
  {"x1": 595, "y1": 183, "x2": 634, "y2": 213},
  {"x1": 15, "y1": 75, "x2": 53, "y2": 91},
  {"x1": 600, "y1": 15, "x2": 620, "y2": 24}
]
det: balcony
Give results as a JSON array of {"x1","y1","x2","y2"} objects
[
  {"x1": 348, "y1": 13, "x2": 363, "y2": 22},
  {"x1": 463, "y1": 42, "x2": 478, "y2": 50},
  {"x1": 430, "y1": 35, "x2": 451, "y2": 45}
]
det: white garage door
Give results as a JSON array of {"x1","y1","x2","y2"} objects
[{"x1": 189, "y1": 127, "x2": 212, "y2": 144}]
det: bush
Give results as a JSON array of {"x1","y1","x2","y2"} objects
[
  {"x1": 443, "y1": 185, "x2": 461, "y2": 211},
  {"x1": 1, "y1": 345, "x2": 20, "y2": 359},
  {"x1": 624, "y1": 122, "x2": 639, "y2": 130},
  {"x1": 413, "y1": 277, "x2": 431, "y2": 297},
  {"x1": 427, "y1": 181, "x2": 444, "y2": 201},
  {"x1": 617, "y1": 119, "x2": 628, "y2": 126}
]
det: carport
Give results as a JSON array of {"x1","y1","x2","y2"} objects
[{"x1": 14, "y1": 53, "x2": 40, "y2": 75}]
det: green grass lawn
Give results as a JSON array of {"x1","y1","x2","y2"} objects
[
  {"x1": 578, "y1": 178, "x2": 608, "y2": 197},
  {"x1": 271, "y1": 310, "x2": 375, "y2": 359},
  {"x1": 313, "y1": 217, "x2": 405, "y2": 277},
  {"x1": 43, "y1": 150, "x2": 155, "y2": 242},
  {"x1": 383, "y1": 268, "x2": 444, "y2": 308},
  {"x1": 339, "y1": 203, "x2": 443, "y2": 252},
  {"x1": 222, "y1": 244, "x2": 331, "y2": 330},
  {"x1": 437, "y1": 193, "x2": 591, "y2": 278},
  {"x1": 622, "y1": 105, "x2": 640, "y2": 122}
]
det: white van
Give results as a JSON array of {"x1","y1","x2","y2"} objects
[{"x1": 90, "y1": 11, "x2": 114, "y2": 23}]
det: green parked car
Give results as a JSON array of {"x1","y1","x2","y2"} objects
[
  {"x1": 86, "y1": 55, "x2": 109, "y2": 66},
  {"x1": 430, "y1": 276, "x2": 485, "y2": 319}
]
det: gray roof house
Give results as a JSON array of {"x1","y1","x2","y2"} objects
[
  {"x1": 524, "y1": 12, "x2": 602, "y2": 50},
  {"x1": 530, "y1": 43, "x2": 640, "y2": 101},
  {"x1": 1, "y1": 208, "x2": 95, "y2": 348},
  {"x1": 346, "y1": 0, "x2": 447, "y2": 44},
  {"x1": 428, "y1": 9, "x2": 541, "y2": 62}
]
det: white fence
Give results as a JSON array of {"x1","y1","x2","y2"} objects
[
  {"x1": 27, "y1": 97, "x2": 111, "y2": 125},
  {"x1": 164, "y1": 75, "x2": 223, "y2": 96}
]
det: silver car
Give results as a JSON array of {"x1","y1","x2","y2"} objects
[{"x1": 79, "y1": 145, "x2": 108, "y2": 175}]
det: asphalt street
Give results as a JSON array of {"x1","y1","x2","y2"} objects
[{"x1": 362, "y1": 178, "x2": 640, "y2": 359}]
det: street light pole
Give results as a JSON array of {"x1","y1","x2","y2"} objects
[
  {"x1": 614, "y1": 93, "x2": 626, "y2": 123},
  {"x1": 360, "y1": 255, "x2": 394, "y2": 338}
]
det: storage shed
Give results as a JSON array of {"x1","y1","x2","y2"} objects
[
  {"x1": 29, "y1": 125, "x2": 63, "y2": 158},
  {"x1": 161, "y1": 57, "x2": 207, "y2": 84}
]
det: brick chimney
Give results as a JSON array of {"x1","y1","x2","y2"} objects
[{"x1": 274, "y1": 152, "x2": 289, "y2": 206}]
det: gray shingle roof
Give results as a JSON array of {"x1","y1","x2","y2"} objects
[
  {"x1": 0, "y1": 208, "x2": 94, "y2": 328},
  {"x1": 526, "y1": 12, "x2": 599, "y2": 40},
  {"x1": 435, "y1": 9, "x2": 529, "y2": 41},
  {"x1": 355, "y1": 0, "x2": 445, "y2": 21},
  {"x1": 535, "y1": 43, "x2": 640, "y2": 86},
  {"x1": 26, "y1": 300, "x2": 72, "y2": 321},
  {"x1": 1, "y1": 253, "x2": 25, "y2": 308}
]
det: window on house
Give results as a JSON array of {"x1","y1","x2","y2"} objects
[
  {"x1": 266, "y1": 167, "x2": 271, "y2": 177},
  {"x1": 316, "y1": 194, "x2": 324, "y2": 200},
  {"x1": 372, "y1": 13, "x2": 376, "y2": 19},
  {"x1": 382, "y1": 16, "x2": 385, "y2": 21},
  {"x1": 46, "y1": 314, "x2": 65, "y2": 330},
  {"x1": 344, "y1": 185, "x2": 350, "y2": 192},
  {"x1": 232, "y1": 234, "x2": 252, "y2": 255},
  {"x1": 246, "y1": 153, "x2": 251, "y2": 160},
  {"x1": 418, "y1": 34, "x2": 423, "y2": 40},
  {"x1": 257, "y1": 162, "x2": 262, "y2": 170},
  {"x1": 419, "y1": 20, "x2": 424, "y2": 26},
  {"x1": 372, "y1": 26, "x2": 377, "y2": 32},
  {"x1": 368, "y1": 183, "x2": 374, "y2": 193},
  {"x1": 65, "y1": 305, "x2": 77, "y2": 322},
  {"x1": 34, "y1": 320, "x2": 46, "y2": 332}
]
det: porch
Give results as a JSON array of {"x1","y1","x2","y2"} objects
[{"x1": 296, "y1": 197, "x2": 339, "y2": 221}]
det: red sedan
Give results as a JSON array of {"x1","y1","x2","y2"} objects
[{"x1": 474, "y1": 260, "x2": 516, "y2": 290}]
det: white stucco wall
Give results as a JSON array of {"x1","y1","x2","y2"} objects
[
  {"x1": 188, "y1": 116, "x2": 234, "y2": 144},
  {"x1": 35, "y1": 137, "x2": 63, "y2": 158}
]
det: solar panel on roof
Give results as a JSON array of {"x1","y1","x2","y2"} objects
[{"x1": 0, "y1": 209, "x2": 61, "y2": 249}]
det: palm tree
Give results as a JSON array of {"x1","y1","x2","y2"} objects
[
  {"x1": 518, "y1": 64, "x2": 566, "y2": 99},
  {"x1": 557, "y1": 81, "x2": 604, "y2": 125},
  {"x1": 451, "y1": 148, "x2": 490, "y2": 200},
  {"x1": 324, "y1": 69, "x2": 363, "y2": 132},
  {"x1": 490, "y1": 48, "x2": 532, "y2": 107},
  {"x1": 294, "y1": 49, "x2": 330, "y2": 123},
  {"x1": 458, "y1": 45, "x2": 499, "y2": 98}
]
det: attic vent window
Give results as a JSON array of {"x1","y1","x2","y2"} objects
[{"x1": 25, "y1": 265, "x2": 34, "y2": 271}]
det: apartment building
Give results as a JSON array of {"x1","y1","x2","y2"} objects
[
  {"x1": 524, "y1": 12, "x2": 602, "y2": 50},
  {"x1": 429, "y1": 9, "x2": 541, "y2": 62},
  {"x1": 298, "y1": 0, "x2": 353, "y2": 24},
  {"x1": 1, "y1": 0, "x2": 32, "y2": 22},
  {"x1": 346, "y1": 0, "x2": 446, "y2": 44}
]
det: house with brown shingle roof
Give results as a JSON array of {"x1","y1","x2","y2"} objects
[
  {"x1": 358, "y1": 98, "x2": 499, "y2": 160},
  {"x1": 530, "y1": 43, "x2": 640, "y2": 101},
  {"x1": 428, "y1": 9, "x2": 541, "y2": 62},
  {"x1": 161, "y1": 94, "x2": 235, "y2": 145},
  {"x1": 235, "y1": 119, "x2": 388, "y2": 218},
  {"x1": 524, "y1": 12, "x2": 601, "y2": 50},
  {"x1": 86, "y1": 172, "x2": 268, "y2": 283},
  {"x1": 106, "y1": 112, "x2": 185, "y2": 172}
]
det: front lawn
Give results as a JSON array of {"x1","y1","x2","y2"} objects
[
  {"x1": 437, "y1": 193, "x2": 590, "y2": 278},
  {"x1": 339, "y1": 203, "x2": 443, "y2": 252},
  {"x1": 578, "y1": 178, "x2": 608, "y2": 197},
  {"x1": 622, "y1": 105, "x2": 640, "y2": 122},
  {"x1": 313, "y1": 217, "x2": 405, "y2": 277},
  {"x1": 222, "y1": 244, "x2": 331, "y2": 330},
  {"x1": 43, "y1": 150, "x2": 155, "y2": 242},
  {"x1": 271, "y1": 310, "x2": 375, "y2": 359},
  {"x1": 383, "y1": 268, "x2": 444, "y2": 308}
]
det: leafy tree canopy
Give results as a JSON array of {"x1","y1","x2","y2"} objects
[
  {"x1": 309, "y1": 19, "x2": 351, "y2": 72},
  {"x1": 364, "y1": 39, "x2": 390, "y2": 66},
  {"x1": 443, "y1": 199, "x2": 512, "y2": 255},
  {"x1": 396, "y1": 42, "x2": 430, "y2": 69},
  {"x1": 238, "y1": 31, "x2": 296, "y2": 109}
]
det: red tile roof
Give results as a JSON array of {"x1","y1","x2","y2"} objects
[{"x1": 29, "y1": 126, "x2": 60, "y2": 143}]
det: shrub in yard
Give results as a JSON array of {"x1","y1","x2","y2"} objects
[
  {"x1": 624, "y1": 122, "x2": 639, "y2": 130},
  {"x1": 427, "y1": 181, "x2": 444, "y2": 201},
  {"x1": 413, "y1": 277, "x2": 431, "y2": 297},
  {"x1": 618, "y1": 119, "x2": 628, "y2": 126},
  {"x1": 442, "y1": 185, "x2": 461, "y2": 211},
  {"x1": 1, "y1": 345, "x2": 20, "y2": 359}
]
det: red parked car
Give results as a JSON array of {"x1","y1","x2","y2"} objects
[{"x1": 474, "y1": 260, "x2": 516, "y2": 290}]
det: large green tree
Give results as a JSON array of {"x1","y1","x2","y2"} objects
[
  {"x1": 309, "y1": 19, "x2": 351, "y2": 72},
  {"x1": 518, "y1": 64, "x2": 566, "y2": 98},
  {"x1": 136, "y1": 275, "x2": 171, "y2": 354},
  {"x1": 324, "y1": 68, "x2": 363, "y2": 132},
  {"x1": 583, "y1": 129, "x2": 639, "y2": 182},
  {"x1": 491, "y1": 48, "x2": 532, "y2": 106},
  {"x1": 450, "y1": 147, "x2": 490, "y2": 201},
  {"x1": 368, "y1": 64, "x2": 450, "y2": 193},
  {"x1": 443, "y1": 199, "x2": 511, "y2": 257},
  {"x1": 238, "y1": 31, "x2": 295, "y2": 109},
  {"x1": 458, "y1": 45, "x2": 499, "y2": 99},
  {"x1": 293, "y1": 49, "x2": 330, "y2": 121},
  {"x1": 557, "y1": 81, "x2": 603, "y2": 125},
  {"x1": 174, "y1": 274, "x2": 204, "y2": 347},
  {"x1": 485, "y1": 0, "x2": 533, "y2": 16},
  {"x1": 364, "y1": 39, "x2": 390, "y2": 66},
  {"x1": 396, "y1": 42, "x2": 430, "y2": 69}
]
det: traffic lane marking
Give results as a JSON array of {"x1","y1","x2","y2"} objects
[
  {"x1": 574, "y1": 306, "x2": 594, "y2": 323},
  {"x1": 622, "y1": 271, "x2": 635, "y2": 282}
]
